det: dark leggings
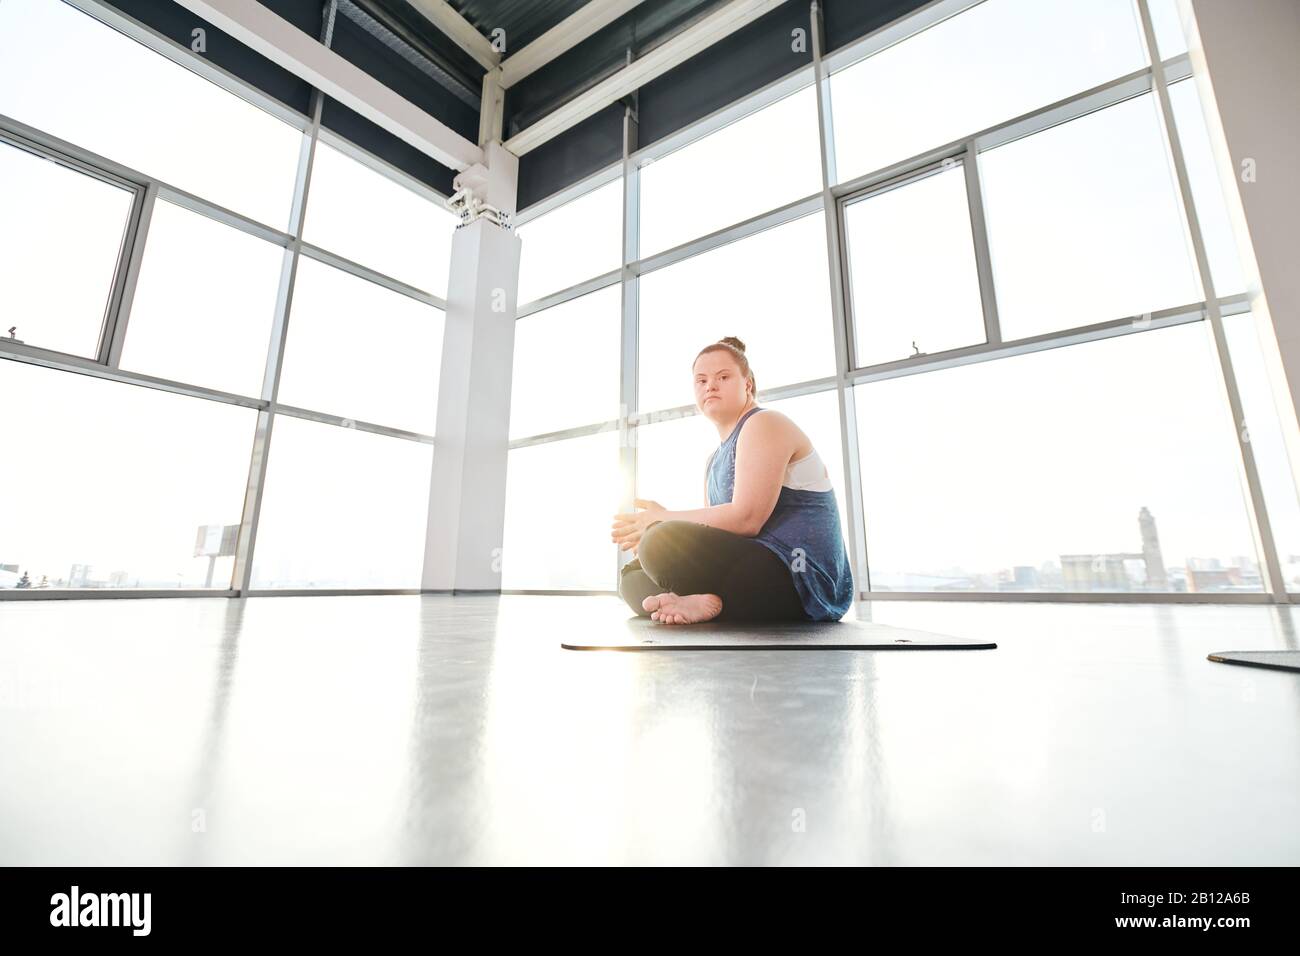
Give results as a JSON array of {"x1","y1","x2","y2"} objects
[{"x1": 618, "y1": 520, "x2": 810, "y2": 622}]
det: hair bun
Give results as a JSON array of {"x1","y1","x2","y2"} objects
[{"x1": 718, "y1": 335, "x2": 747, "y2": 353}]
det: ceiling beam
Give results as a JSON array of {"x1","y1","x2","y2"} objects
[
  {"x1": 405, "y1": 0, "x2": 500, "y2": 72},
  {"x1": 171, "y1": 0, "x2": 483, "y2": 171},
  {"x1": 499, "y1": 0, "x2": 649, "y2": 89},
  {"x1": 504, "y1": 0, "x2": 787, "y2": 155}
]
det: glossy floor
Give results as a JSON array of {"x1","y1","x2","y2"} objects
[{"x1": 0, "y1": 594, "x2": 1297, "y2": 865}]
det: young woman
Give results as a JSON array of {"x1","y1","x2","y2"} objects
[{"x1": 611, "y1": 336, "x2": 855, "y2": 625}]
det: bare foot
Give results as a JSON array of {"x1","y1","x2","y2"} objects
[{"x1": 642, "y1": 591, "x2": 723, "y2": 624}]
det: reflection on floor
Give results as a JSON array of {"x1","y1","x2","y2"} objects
[{"x1": 0, "y1": 593, "x2": 1297, "y2": 865}]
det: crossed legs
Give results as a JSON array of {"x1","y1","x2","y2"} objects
[{"x1": 618, "y1": 520, "x2": 809, "y2": 624}]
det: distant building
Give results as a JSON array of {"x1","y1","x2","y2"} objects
[
  {"x1": 998, "y1": 566, "x2": 1040, "y2": 590},
  {"x1": 1229, "y1": 555, "x2": 1259, "y2": 575},
  {"x1": 1060, "y1": 553, "x2": 1137, "y2": 591},
  {"x1": 1059, "y1": 507, "x2": 1173, "y2": 591},
  {"x1": 1139, "y1": 506, "x2": 1168, "y2": 588},
  {"x1": 1187, "y1": 566, "x2": 1246, "y2": 592}
]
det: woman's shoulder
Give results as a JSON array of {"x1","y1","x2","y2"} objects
[
  {"x1": 753, "y1": 407, "x2": 794, "y2": 425},
  {"x1": 736, "y1": 407, "x2": 804, "y2": 453},
  {"x1": 743, "y1": 407, "x2": 802, "y2": 440}
]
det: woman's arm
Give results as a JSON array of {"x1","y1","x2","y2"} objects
[
  {"x1": 656, "y1": 501, "x2": 755, "y2": 536},
  {"x1": 657, "y1": 412, "x2": 796, "y2": 537}
]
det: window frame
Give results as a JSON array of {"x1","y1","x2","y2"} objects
[
  {"x1": 0, "y1": 125, "x2": 147, "y2": 366},
  {"x1": 0, "y1": 0, "x2": 451, "y2": 598}
]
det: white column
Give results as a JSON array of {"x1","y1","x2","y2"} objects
[
  {"x1": 422, "y1": 141, "x2": 521, "y2": 591},
  {"x1": 1183, "y1": 0, "x2": 1300, "y2": 440}
]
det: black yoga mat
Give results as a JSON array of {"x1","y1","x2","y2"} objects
[
  {"x1": 1207, "y1": 650, "x2": 1300, "y2": 673},
  {"x1": 562, "y1": 616, "x2": 996, "y2": 651}
]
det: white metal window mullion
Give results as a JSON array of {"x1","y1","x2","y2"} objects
[
  {"x1": 101, "y1": 182, "x2": 158, "y2": 368},
  {"x1": 962, "y1": 141, "x2": 1003, "y2": 350},
  {"x1": 618, "y1": 94, "x2": 642, "y2": 585},
  {"x1": 231, "y1": 0, "x2": 338, "y2": 595},
  {"x1": 811, "y1": 0, "x2": 872, "y2": 599}
]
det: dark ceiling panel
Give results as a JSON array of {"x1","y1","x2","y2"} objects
[
  {"x1": 321, "y1": 1, "x2": 482, "y2": 204},
  {"x1": 446, "y1": 0, "x2": 591, "y2": 53},
  {"x1": 516, "y1": 102, "x2": 623, "y2": 211},
  {"x1": 503, "y1": 0, "x2": 724, "y2": 137},
  {"x1": 361, "y1": 0, "x2": 487, "y2": 81},
  {"x1": 331, "y1": 3, "x2": 481, "y2": 142},
  {"x1": 823, "y1": 0, "x2": 931, "y2": 56},
  {"x1": 637, "y1": 0, "x2": 808, "y2": 147}
]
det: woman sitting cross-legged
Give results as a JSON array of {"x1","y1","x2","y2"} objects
[{"x1": 611, "y1": 335, "x2": 855, "y2": 626}]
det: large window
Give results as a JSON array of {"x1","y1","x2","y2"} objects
[
  {"x1": 978, "y1": 93, "x2": 1202, "y2": 340},
  {"x1": 515, "y1": 177, "x2": 622, "y2": 303},
  {"x1": 829, "y1": 0, "x2": 1148, "y2": 185},
  {"x1": 0, "y1": 136, "x2": 134, "y2": 357},
  {"x1": 854, "y1": 323, "x2": 1260, "y2": 592},
  {"x1": 119, "y1": 199, "x2": 284, "y2": 396},
  {"x1": 302, "y1": 140, "x2": 458, "y2": 298},
  {"x1": 277, "y1": 256, "x2": 444, "y2": 435},
  {"x1": 0, "y1": 0, "x2": 302, "y2": 228},
  {"x1": 250, "y1": 415, "x2": 433, "y2": 589},
  {"x1": 502, "y1": 431, "x2": 623, "y2": 590},
  {"x1": 0, "y1": 0, "x2": 461, "y2": 596},
  {"x1": 639, "y1": 85, "x2": 822, "y2": 257},
  {"x1": 510, "y1": 285, "x2": 621, "y2": 439},
  {"x1": 842, "y1": 162, "x2": 985, "y2": 366},
  {"x1": 637, "y1": 213, "x2": 835, "y2": 414},
  {"x1": 0, "y1": 359, "x2": 254, "y2": 589}
]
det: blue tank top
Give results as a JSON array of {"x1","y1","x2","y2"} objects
[{"x1": 706, "y1": 406, "x2": 855, "y2": 622}]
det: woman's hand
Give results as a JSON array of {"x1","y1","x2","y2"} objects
[{"x1": 611, "y1": 498, "x2": 668, "y2": 554}]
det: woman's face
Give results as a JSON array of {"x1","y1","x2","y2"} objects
[{"x1": 693, "y1": 350, "x2": 750, "y2": 421}]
